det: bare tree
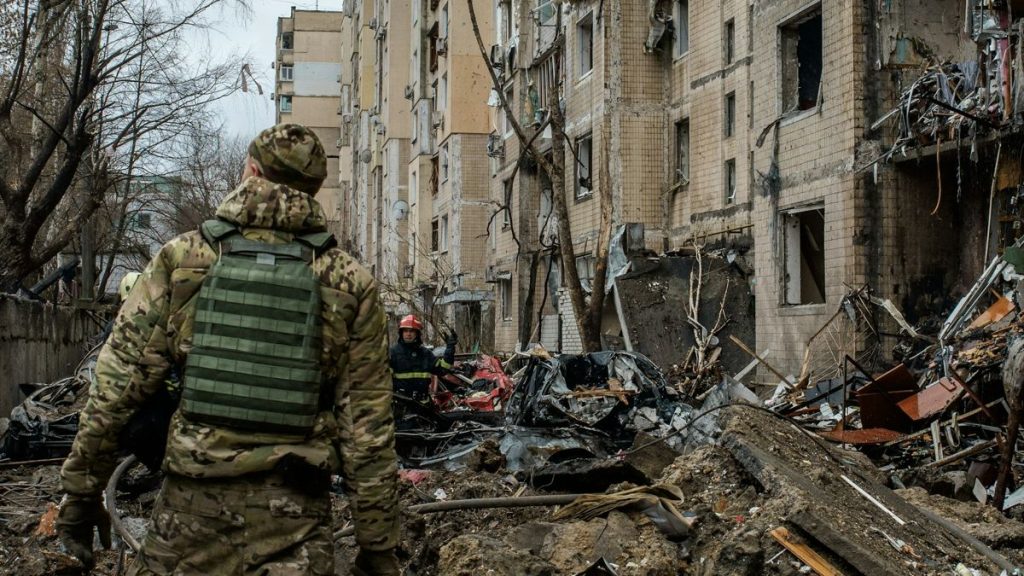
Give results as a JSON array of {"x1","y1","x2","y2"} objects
[
  {"x1": 0, "y1": 0, "x2": 250, "y2": 292},
  {"x1": 466, "y1": 0, "x2": 612, "y2": 352}
]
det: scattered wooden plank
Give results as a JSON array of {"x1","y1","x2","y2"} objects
[{"x1": 770, "y1": 526, "x2": 844, "y2": 576}]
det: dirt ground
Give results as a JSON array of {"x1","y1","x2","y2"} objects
[{"x1": 3, "y1": 413, "x2": 1024, "y2": 576}]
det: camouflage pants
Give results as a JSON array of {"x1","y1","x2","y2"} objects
[{"x1": 126, "y1": 473, "x2": 335, "y2": 576}]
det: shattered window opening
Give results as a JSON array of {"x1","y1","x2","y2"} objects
[
  {"x1": 577, "y1": 12, "x2": 593, "y2": 78},
  {"x1": 281, "y1": 32, "x2": 293, "y2": 50},
  {"x1": 431, "y1": 218, "x2": 439, "y2": 252},
  {"x1": 440, "y1": 214, "x2": 449, "y2": 253},
  {"x1": 441, "y1": 144, "x2": 449, "y2": 182},
  {"x1": 724, "y1": 159, "x2": 736, "y2": 205},
  {"x1": 782, "y1": 206, "x2": 826, "y2": 306},
  {"x1": 674, "y1": 0, "x2": 689, "y2": 57},
  {"x1": 575, "y1": 134, "x2": 593, "y2": 199},
  {"x1": 675, "y1": 119, "x2": 689, "y2": 184},
  {"x1": 575, "y1": 254, "x2": 596, "y2": 293},
  {"x1": 503, "y1": 85, "x2": 514, "y2": 136},
  {"x1": 279, "y1": 94, "x2": 292, "y2": 113},
  {"x1": 502, "y1": 179, "x2": 513, "y2": 229},
  {"x1": 499, "y1": 278, "x2": 513, "y2": 320},
  {"x1": 724, "y1": 92, "x2": 736, "y2": 137},
  {"x1": 430, "y1": 155, "x2": 439, "y2": 196},
  {"x1": 780, "y1": 6, "x2": 823, "y2": 113},
  {"x1": 724, "y1": 19, "x2": 735, "y2": 65}
]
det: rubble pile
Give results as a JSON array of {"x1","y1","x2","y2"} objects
[
  {"x1": 4, "y1": 271, "x2": 1024, "y2": 573},
  {"x1": 874, "y1": 2, "x2": 1024, "y2": 164},
  {"x1": 763, "y1": 249, "x2": 1024, "y2": 527}
]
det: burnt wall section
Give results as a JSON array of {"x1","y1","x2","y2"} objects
[{"x1": 0, "y1": 297, "x2": 94, "y2": 418}]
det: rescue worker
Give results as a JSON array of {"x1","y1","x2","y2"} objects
[
  {"x1": 388, "y1": 315, "x2": 456, "y2": 402},
  {"x1": 56, "y1": 124, "x2": 399, "y2": 576}
]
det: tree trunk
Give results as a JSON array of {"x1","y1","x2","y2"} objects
[{"x1": 548, "y1": 98, "x2": 600, "y2": 351}]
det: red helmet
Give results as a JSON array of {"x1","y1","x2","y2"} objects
[{"x1": 399, "y1": 315, "x2": 423, "y2": 332}]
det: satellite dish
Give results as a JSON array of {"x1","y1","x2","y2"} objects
[
  {"x1": 359, "y1": 149, "x2": 372, "y2": 163},
  {"x1": 392, "y1": 200, "x2": 409, "y2": 221}
]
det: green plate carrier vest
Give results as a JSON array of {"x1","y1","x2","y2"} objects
[{"x1": 181, "y1": 219, "x2": 336, "y2": 437}]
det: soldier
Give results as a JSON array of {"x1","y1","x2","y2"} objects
[
  {"x1": 56, "y1": 124, "x2": 399, "y2": 576},
  {"x1": 389, "y1": 315, "x2": 456, "y2": 403}
]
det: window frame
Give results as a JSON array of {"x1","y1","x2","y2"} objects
[
  {"x1": 577, "y1": 12, "x2": 594, "y2": 79},
  {"x1": 673, "y1": 0, "x2": 689, "y2": 58},
  {"x1": 779, "y1": 4, "x2": 824, "y2": 116},
  {"x1": 724, "y1": 92, "x2": 736, "y2": 137},
  {"x1": 279, "y1": 64, "x2": 294, "y2": 81},
  {"x1": 724, "y1": 159, "x2": 737, "y2": 205},
  {"x1": 675, "y1": 118, "x2": 690, "y2": 185},
  {"x1": 574, "y1": 133, "x2": 593, "y2": 199},
  {"x1": 279, "y1": 94, "x2": 292, "y2": 113}
]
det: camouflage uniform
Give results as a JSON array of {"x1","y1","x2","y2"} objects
[{"x1": 60, "y1": 124, "x2": 398, "y2": 575}]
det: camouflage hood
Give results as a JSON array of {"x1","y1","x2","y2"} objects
[{"x1": 215, "y1": 176, "x2": 327, "y2": 233}]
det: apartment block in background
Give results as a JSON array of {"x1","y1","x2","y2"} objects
[{"x1": 275, "y1": 8, "x2": 343, "y2": 234}]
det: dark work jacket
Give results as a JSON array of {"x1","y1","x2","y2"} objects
[{"x1": 389, "y1": 338, "x2": 455, "y2": 398}]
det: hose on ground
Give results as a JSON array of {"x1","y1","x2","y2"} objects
[
  {"x1": 332, "y1": 493, "x2": 583, "y2": 540},
  {"x1": 105, "y1": 455, "x2": 142, "y2": 552}
]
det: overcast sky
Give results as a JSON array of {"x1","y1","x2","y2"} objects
[{"x1": 205, "y1": 0, "x2": 328, "y2": 138}]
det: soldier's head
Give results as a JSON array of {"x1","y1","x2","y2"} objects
[
  {"x1": 244, "y1": 123, "x2": 327, "y2": 194},
  {"x1": 399, "y1": 314, "x2": 423, "y2": 343}
]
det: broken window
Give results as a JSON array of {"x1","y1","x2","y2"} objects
[
  {"x1": 502, "y1": 179, "x2": 513, "y2": 228},
  {"x1": 576, "y1": 254, "x2": 596, "y2": 292},
  {"x1": 440, "y1": 214, "x2": 449, "y2": 253},
  {"x1": 281, "y1": 32, "x2": 293, "y2": 50},
  {"x1": 780, "y1": 6, "x2": 823, "y2": 112},
  {"x1": 431, "y1": 218, "x2": 439, "y2": 252},
  {"x1": 577, "y1": 12, "x2": 593, "y2": 77},
  {"x1": 782, "y1": 205, "x2": 826, "y2": 305},
  {"x1": 503, "y1": 85, "x2": 514, "y2": 136},
  {"x1": 674, "y1": 1, "x2": 689, "y2": 56},
  {"x1": 575, "y1": 133, "x2": 592, "y2": 199},
  {"x1": 279, "y1": 95, "x2": 292, "y2": 113},
  {"x1": 724, "y1": 159, "x2": 736, "y2": 205},
  {"x1": 499, "y1": 278, "x2": 513, "y2": 320},
  {"x1": 724, "y1": 19, "x2": 735, "y2": 64},
  {"x1": 675, "y1": 119, "x2": 689, "y2": 184},
  {"x1": 430, "y1": 156, "x2": 439, "y2": 196},
  {"x1": 724, "y1": 92, "x2": 736, "y2": 137},
  {"x1": 537, "y1": 0, "x2": 556, "y2": 26},
  {"x1": 429, "y1": 23, "x2": 439, "y2": 72},
  {"x1": 441, "y1": 144, "x2": 449, "y2": 182}
]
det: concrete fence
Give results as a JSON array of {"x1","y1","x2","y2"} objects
[{"x1": 0, "y1": 297, "x2": 97, "y2": 418}]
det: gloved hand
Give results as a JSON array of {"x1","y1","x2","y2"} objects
[
  {"x1": 444, "y1": 330, "x2": 458, "y2": 347},
  {"x1": 56, "y1": 495, "x2": 111, "y2": 569},
  {"x1": 352, "y1": 548, "x2": 400, "y2": 576}
]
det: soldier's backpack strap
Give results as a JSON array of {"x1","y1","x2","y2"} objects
[
  {"x1": 200, "y1": 219, "x2": 239, "y2": 244},
  {"x1": 294, "y1": 230, "x2": 337, "y2": 257}
]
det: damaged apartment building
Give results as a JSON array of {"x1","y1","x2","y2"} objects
[
  {"x1": 336, "y1": 0, "x2": 497, "y2": 343},
  {"x1": 329, "y1": 0, "x2": 1024, "y2": 378},
  {"x1": 485, "y1": 0, "x2": 1024, "y2": 377}
]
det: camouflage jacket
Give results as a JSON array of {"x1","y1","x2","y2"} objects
[{"x1": 61, "y1": 177, "x2": 399, "y2": 551}]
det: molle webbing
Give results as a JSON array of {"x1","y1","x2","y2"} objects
[{"x1": 181, "y1": 220, "x2": 330, "y2": 436}]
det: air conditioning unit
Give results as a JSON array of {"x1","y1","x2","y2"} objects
[
  {"x1": 436, "y1": 37, "x2": 448, "y2": 56},
  {"x1": 375, "y1": 25, "x2": 386, "y2": 40},
  {"x1": 404, "y1": 85, "x2": 414, "y2": 100},
  {"x1": 485, "y1": 266, "x2": 496, "y2": 282},
  {"x1": 486, "y1": 133, "x2": 504, "y2": 159},
  {"x1": 431, "y1": 110, "x2": 444, "y2": 128},
  {"x1": 375, "y1": 124, "x2": 385, "y2": 135},
  {"x1": 368, "y1": 17, "x2": 378, "y2": 30},
  {"x1": 489, "y1": 44, "x2": 505, "y2": 70},
  {"x1": 336, "y1": 138, "x2": 343, "y2": 149},
  {"x1": 342, "y1": 113, "x2": 353, "y2": 124}
]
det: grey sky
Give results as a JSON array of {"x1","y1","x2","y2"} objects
[{"x1": 206, "y1": 0, "x2": 329, "y2": 138}]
